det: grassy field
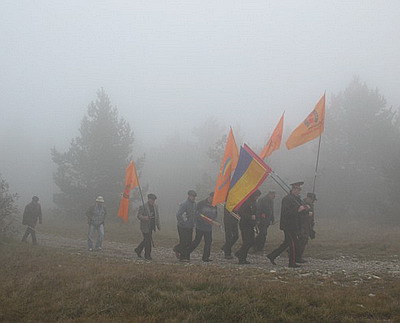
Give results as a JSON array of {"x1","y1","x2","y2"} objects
[{"x1": 1, "y1": 241, "x2": 400, "y2": 322}]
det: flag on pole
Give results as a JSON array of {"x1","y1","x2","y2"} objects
[
  {"x1": 260, "y1": 112, "x2": 284, "y2": 159},
  {"x1": 117, "y1": 161, "x2": 139, "y2": 222},
  {"x1": 225, "y1": 144, "x2": 272, "y2": 212},
  {"x1": 286, "y1": 94, "x2": 326, "y2": 150},
  {"x1": 212, "y1": 128, "x2": 239, "y2": 206}
]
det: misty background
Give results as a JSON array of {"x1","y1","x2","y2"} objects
[{"x1": 1, "y1": 1, "x2": 400, "y2": 223}]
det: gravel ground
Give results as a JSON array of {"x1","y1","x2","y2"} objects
[{"x1": 36, "y1": 233, "x2": 400, "y2": 279}]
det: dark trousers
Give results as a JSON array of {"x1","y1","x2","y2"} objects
[
  {"x1": 22, "y1": 227, "x2": 37, "y2": 244},
  {"x1": 174, "y1": 226, "x2": 193, "y2": 260},
  {"x1": 188, "y1": 229, "x2": 212, "y2": 261},
  {"x1": 253, "y1": 224, "x2": 269, "y2": 251},
  {"x1": 223, "y1": 216, "x2": 239, "y2": 256},
  {"x1": 297, "y1": 235, "x2": 309, "y2": 261},
  {"x1": 268, "y1": 230, "x2": 299, "y2": 266},
  {"x1": 235, "y1": 225, "x2": 255, "y2": 261},
  {"x1": 136, "y1": 231, "x2": 153, "y2": 258}
]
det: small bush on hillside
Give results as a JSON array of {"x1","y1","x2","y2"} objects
[{"x1": 0, "y1": 174, "x2": 18, "y2": 239}]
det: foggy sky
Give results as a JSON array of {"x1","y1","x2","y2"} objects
[{"x1": 1, "y1": 1, "x2": 400, "y2": 206}]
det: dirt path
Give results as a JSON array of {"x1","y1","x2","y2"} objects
[{"x1": 37, "y1": 233, "x2": 400, "y2": 280}]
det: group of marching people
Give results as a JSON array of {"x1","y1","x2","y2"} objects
[
  {"x1": 21, "y1": 181, "x2": 316, "y2": 268},
  {"x1": 168, "y1": 181, "x2": 315, "y2": 267},
  {"x1": 168, "y1": 180, "x2": 316, "y2": 267}
]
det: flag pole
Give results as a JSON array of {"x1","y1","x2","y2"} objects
[
  {"x1": 312, "y1": 91, "x2": 325, "y2": 195},
  {"x1": 312, "y1": 134, "x2": 322, "y2": 195}
]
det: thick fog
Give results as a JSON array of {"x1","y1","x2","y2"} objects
[{"x1": 1, "y1": 1, "x2": 400, "y2": 219}]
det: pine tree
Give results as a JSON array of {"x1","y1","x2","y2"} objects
[{"x1": 51, "y1": 89, "x2": 138, "y2": 216}]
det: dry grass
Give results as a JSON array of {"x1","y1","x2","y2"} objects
[{"x1": 1, "y1": 241, "x2": 400, "y2": 322}]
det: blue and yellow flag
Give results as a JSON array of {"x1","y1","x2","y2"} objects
[{"x1": 226, "y1": 144, "x2": 272, "y2": 212}]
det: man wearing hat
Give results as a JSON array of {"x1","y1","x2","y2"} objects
[
  {"x1": 173, "y1": 190, "x2": 197, "y2": 262},
  {"x1": 266, "y1": 182, "x2": 310, "y2": 268},
  {"x1": 134, "y1": 193, "x2": 160, "y2": 260},
  {"x1": 188, "y1": 192, "x2": 217, "y2": 262},
  {"x1": 296, "y1": 192, "x2": 317, "y2": 263},
  {"x1": 86, "y1": 196, "x2": 107, "y2": 251},
  {"x1": 22, "y1": 196, "x2": 42, "y2": 245}
]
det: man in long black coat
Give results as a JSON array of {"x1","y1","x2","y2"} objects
[
  {"x1": 266, "y1": 182, "x2": 309, "y2": 268},
  {"x1": 22, "y1": 196, "x2": 42, "y2": 245}
]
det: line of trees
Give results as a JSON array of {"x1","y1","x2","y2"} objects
[{"x1": 4, "y1": 77, "x2": 398, "y2": 228}]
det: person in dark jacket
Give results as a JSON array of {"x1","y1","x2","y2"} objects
[
  {"x1": 296, "y1": 192, "x2": 316, "y2": 263},
  {"x1": 173, "y1": 190, "x2": 197, "y2": 262},
  {"x1": 266, "y1": 182, "x2": 309, "y2": 268},
  {"x1": 86, "y1": 196, "x2": 107, "y2": 251},
  {"x1": 188, "y1": 192, "x2": 217, "y2": 262},
  {"x1": 222, "y1": 207, "x2": 240, "y2": 259},
  {"x1": 21, "y1": 196, "x2": 42, "y2": 245},
  {"x1": 134, "y1": 193, "x2": 161, "y2": 260},
  {"x1": 253, "y1": 191, "x2": 276, "y2": 252},
  {"x1": 234, "y1": 190, "x2": 262, "y2": 264}
]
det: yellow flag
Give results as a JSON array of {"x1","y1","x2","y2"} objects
[
  {"x1": 286, "y1": 94, "x2": 325, "y2": 150},
  {"x1": 260, "y1": 113, "x2": 284, "y2": 159}
]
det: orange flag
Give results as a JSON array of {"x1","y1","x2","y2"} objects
[
  {"x1": 286, "y1": 94, "x2": 325, "y2": 150},
  {"x1": 117, "y1": 161, "x2": 139, "y2": 222},
  {"x1": 260, "y1": 113, "x2": 284, "y2": 159},
  {"x1": 212, "y1": 128, "x2": 239, "y2": 206}
]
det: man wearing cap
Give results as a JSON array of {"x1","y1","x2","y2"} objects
[
  {"x1": 235, "y1": 189, "x2": 262, "y2": 264},
  {"x1": 86, "y1": 196, "x2": 107, "y2": 251},
  {"x1": 173, "y1": 190, "x2": 197, "y2": 262},
  {"x1": 188, "y1": 192, "x2": 217, "y2": 262},
  {"x1": 296, "y1": 192, "x2": 317, "y2": 263},
  {"x1": 22, "y1": 196, "x2": 42, "y2": 245},
  {"x1": 134, "y1": 193, "x2": 160, "y2": 260},
  {"x1": 253, "y1": 191, "x2": 276, "y2": 253},
  {"x1": 266, "y1": 182, "x2": 309, "y2": 268}
]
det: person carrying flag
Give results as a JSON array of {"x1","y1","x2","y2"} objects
[
  {"x1": 234, "y1": 190, "x2": 262, "y2": 264},
  {"x1": 296, "y1": 192, "x2": 317, "y2": 263},
  {"x1": 187, "y1": 192, "x2": 217, "y2": 262},
  {"x1": 253, "y1": 191, "x2": 276, "y2": 253},
  {"x1": 266, "y1": 182, "x2": 309, "y2": 268},
  {"x1": 134, "y1": 193, "x2": 160, "y2": 260},
  {"x1": 222, "y1": 207, "x2": 240, "y2": 259}
]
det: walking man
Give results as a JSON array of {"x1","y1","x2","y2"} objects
[
  {"x1": 253, "y1": 191, "x2": 276, "y2": 252},
  {"x1": 135, "y1": 193, "x2": 160, "y2": 260},
  {"x1": 22, "y1": 196, "x2": 42, "y2": 245},
  {"x1": 222, "y1": 207, "x2": 240, "y2": 259},
  {"x1": 267, "y1": 182, "x2": 309, "y2": 268},
  {"x1": 296, "y1": 192, "x2": 316, "y2": 263},
  {"x1": 188, "y1": 192, "x2": 217, "y2": 262},
  {"x1": 173, "y1": 190, "x2": 197, "y2": 262},
  {"x1": 86, "y1": 196, "x2": 107, "y2": 251},
  {"x1": 235, "y1": 190, "x2": 262, "y2": 264}
]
